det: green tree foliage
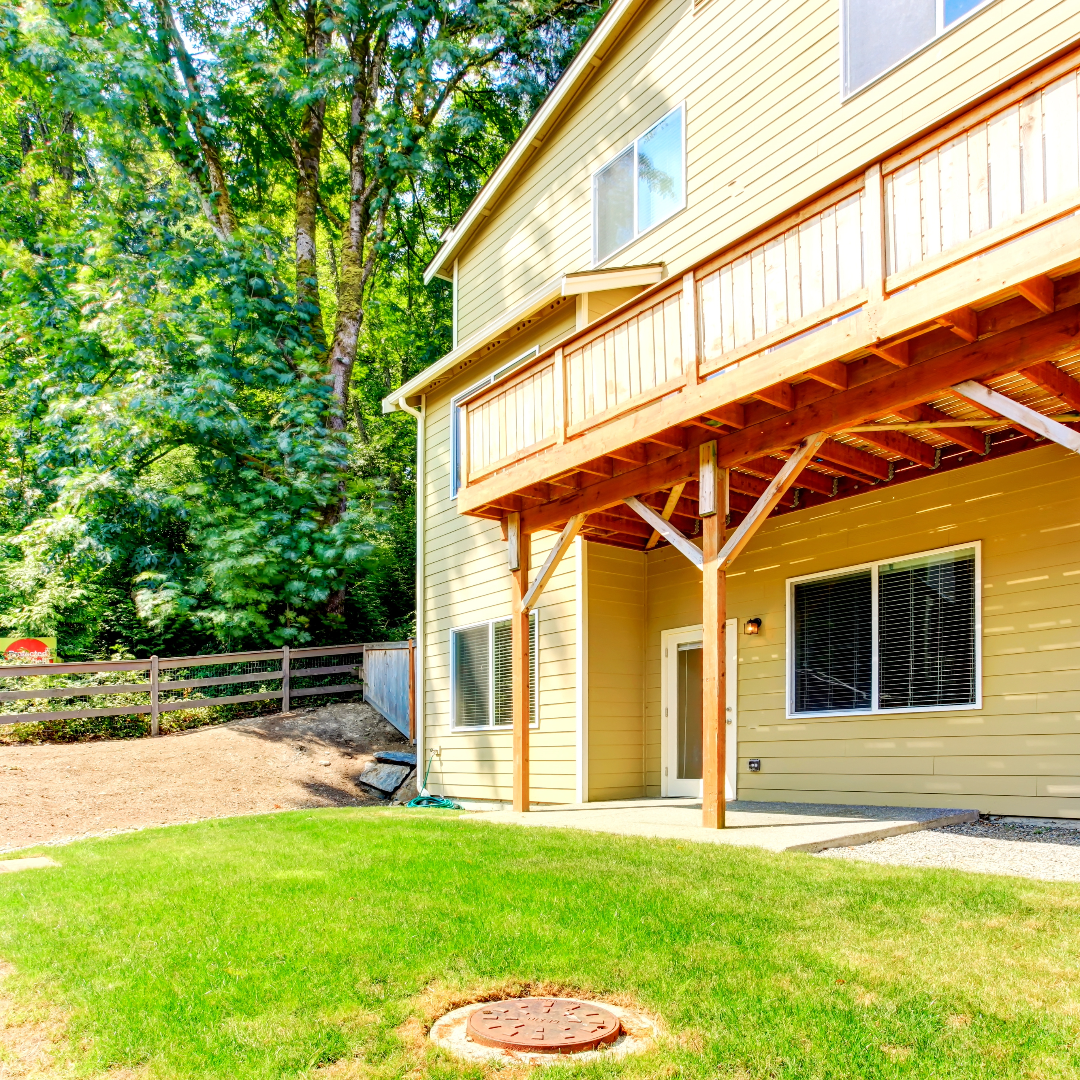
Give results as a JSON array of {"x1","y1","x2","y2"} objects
[{"x1": 0, "y1": 0, "x2": 606, "y2": 658}]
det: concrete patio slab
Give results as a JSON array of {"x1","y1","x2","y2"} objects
[{"x1": 472, "y1": 798, "x2": 978, "y2": 853}]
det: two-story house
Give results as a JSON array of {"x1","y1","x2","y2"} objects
[{"x1": 384, "y1": 0, "x2": 1080, "y2": 826}]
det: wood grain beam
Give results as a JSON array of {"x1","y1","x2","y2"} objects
[
  {"x1": 625, "y1": 496, "x2": 703, "y2": 568},
  {"x1": 937, "y1": 306, "x2": 979, "y2": 343},
  {"x1": 645, "y1": 482, "x2": 687, "y2": 550},
  {"x1": 519, "y1": 304, "x2": 1080, "y2": 534},
  {"x1": 753, "y1": 381, "x2": 795, "y2": 409},
  {"x1": 805, "y1": 360, "x2": 849, "y2": 390},
  {"x1": 1017, "y1": 274, "x2": 1055, "y2": 314},
  {"x1": 1022, "y1": 360, "x2": 1080, "y2": 411},
  {"x1": 952, "y1": 380, "x2": 1080, "y2": 454},
  {"x1": 851, "y1": 428, "x2": 938, "y2": 469},
  {"x1": 867, "y1": 340, "x2": 910, "y2": 367},
  {"x1": 814, "y1": 439, "x2": 892, "y2": 480},
  {"x1": 521, "y1": 514, "x2": 586, "y2": 612},
  {"x1": 740, "y1": 456, "x2": 837, "y2": 496},
  {"x1": 893, "y1": 402, "x2": 988, "y2": 455}
]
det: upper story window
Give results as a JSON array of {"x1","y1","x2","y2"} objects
[
  {"x1": 593, "y1": 104, "x2": 685, "y2": 265},
  {"x1": 842, "y1": 0, "x2": 991, "y2": 98}
]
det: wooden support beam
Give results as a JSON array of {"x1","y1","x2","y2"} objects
[
  {"x1": 867, "y1": 340, "x2": 910, "y2": 367},
  {"x1": 814, "y1": 439, "x2": 892, "y2": 481},
  {"x1": 1017, "y1": 274, "x2": 1055, "y2": 314},
  {"x1": 521, "y1": 514, "x2": 586, "y2": 612},
  {"x1": 753, "y1": 381, "x2": 795, "y2": 410},
  {"x1": 647, "y1": 426, "x2": 688, "y2": 451},
  {"x1": 740, "y1": 456, "x2": 836, "y2": 496},
  {"x1": 625, "y1": 497, "x2": 703, "y2": 568},
  {"x1": 937, "y1": 306, "x2": 979, "y2": 343},
  {"x1": 511, "y1": 529, "x2": 531, "y2": 813},
  {"x1": 645, "y1": 482, "x2": 686, "y2": 550},
  {"x1": 607, "y1": 444, "x2": 647, "y2": 465},
  {"x1": 716, "y1": 435, "x2": 827, "y2": 570},
  {"x1": 952, "y1": 380, "x2": 1080, "y2": 454},
  {"x1": 518, "y1": 305, "x2": 1080, "y2": 534},
  {"x1": 704, "y1": 403, "x2": 745, "y2": 428},
  {"x1": 805, "y1": 360, "x2": 849, "y2": 390},
  {"x1": 702, "y1": 509, "x2": 726, "y2": 830},
  {"x1": 1022, "y1": 361, "x2": 1080, "y2": 411},
  {"x1": 585, "y1": 511, "x2": 653, "y2": 538},
  {"x1": 851, "y1": 428, "x2": 938, "y2": 469},
  {"x1": 698, "y1": 442, "x2": 719, "y2": 516},
  {"x1": 506, "y1": 512, "x2": 521, "y2": 570},
  {"x1": 892, "y1": 402, "x2": 988, "y2": 455},
  {"x1": 577, "y1": 457, "x2": 615, "y2": 478}
]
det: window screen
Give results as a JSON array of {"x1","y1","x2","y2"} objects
[
  {"x1": 452, "y1": 623, "x2": 491, "y2": 727},
  {"x1": 791, "y1": 546, "x2": 978, "y2": 715},
  {"x1": 595, "y1": 147, "x2": 634, "y2": 264},
  {"x1": 793, "y1": 571, "x2": 873, "y2": 713},
  {"x1": 843, "y1": 0, "x2": 988, "y2": 97},
  {"x1": 493, "y1": 614, "x2": 537, "y2": 726},
  {"x1": 878, "y1": 549, "x2": 976, "y2": 708},
  {"x1": 452, "y1": 615, "x2": 537, "y2": 728}
]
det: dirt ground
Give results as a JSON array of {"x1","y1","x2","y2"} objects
[{"x1": 0, "y1": 702, "x2": 414, "y2": 854}]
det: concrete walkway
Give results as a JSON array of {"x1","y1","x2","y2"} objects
[{"x1": 472, "y1": 798, "x2": 977, "y2": 853}]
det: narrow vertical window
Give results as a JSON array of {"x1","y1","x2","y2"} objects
[
  {"x1": 793, "y1": 571, "x2": 874, "y2": 713},
  {"x1": 593, "y1": 104, "x2": 685, "y2": 264},
  {"x1": 878, "y1": 549, "x2": 976, "y2": 708}
]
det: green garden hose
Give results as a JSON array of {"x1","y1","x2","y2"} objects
[{"x1": 406, "y1": 750, "x2": 460, "y2": 809}]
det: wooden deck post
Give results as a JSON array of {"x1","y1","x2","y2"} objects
[
  {"x1": 149, "y1": 655, "x2": 160, "y2": 737},
  {"x1": 511, "y1": 522, "x2": 532, "y2": 812},
  {"x1": 699, "y1": 443, "x2": 728, "y2": 829}
]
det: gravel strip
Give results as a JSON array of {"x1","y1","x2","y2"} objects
[{"x1": 818, "y1": 818, "x2": 1080, "y2": 882}]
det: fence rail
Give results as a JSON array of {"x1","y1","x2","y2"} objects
[{"x1": 0, "y1": 640, "x2": 416, "y2": 740}]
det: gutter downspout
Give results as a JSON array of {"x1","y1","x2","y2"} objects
[{"x1": 396, "y1": 394, "x2": 426, "y2": 790}]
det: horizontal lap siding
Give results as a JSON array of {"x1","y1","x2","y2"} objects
[
  {"x1": 725, "y1": 446, "x2": 1080, "y2": 816},
  {"x1": 422, "y1": 358, "x2": 580, "y2": 805},
  {"x1": 587, "y1": 543, "x2": 647, "y2": 800},
  {"x1": 455, "y1": 0, "x2": 1080, "y2": 344}
]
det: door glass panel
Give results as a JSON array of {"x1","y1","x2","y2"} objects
[{"x1": 676, "y1": 643, "x2": 703, "y2": 780}]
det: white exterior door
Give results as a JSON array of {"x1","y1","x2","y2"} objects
[{"x1": 661, "y1": 621, "x2": 737, "y2": 799}]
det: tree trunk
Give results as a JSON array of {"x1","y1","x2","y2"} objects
[{"x1": 294, "y1": 0, "x2": 329, "y2": 350}]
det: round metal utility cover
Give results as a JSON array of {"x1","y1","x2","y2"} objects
[{"x1": 466, "y1": 998, "x2": 621, "y2": 1054}]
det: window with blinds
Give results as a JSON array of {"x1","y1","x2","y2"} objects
[
  {"x1": 451, "y1": 614, "x2": 537, "y2": 729},
  {"x1": 789, "y1": 545, "x2": 978, "y2": 715}
]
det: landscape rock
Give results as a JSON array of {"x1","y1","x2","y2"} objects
[
  {"x1": 390, "y1": 769, "x2": 418, "y2": 805},
  {"x1": 375, "y1": 750, "x2": 417, "y2": 766},
  {"x1": 356, "y1": 762, "x2": 411, "y2": 795}
]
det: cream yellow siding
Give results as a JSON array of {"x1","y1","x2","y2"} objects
[
  {"x1": 420, "y1": 313, "x2": 582, "y2": 805},
  {"x1": 637, "y1": 445, "x2": 1080, "y2": 816},
  {"x1": 454, "y1": 0, "x2": 1080, "y2": 342},
  {"x1": 586, "y1": 543, "x2": 646, "y2": 799}
]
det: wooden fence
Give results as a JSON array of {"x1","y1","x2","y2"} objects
[{"x1": 0, "y1": 641, "x2": 416, "y2": 740}]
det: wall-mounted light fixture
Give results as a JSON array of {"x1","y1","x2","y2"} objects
[{"x1": 744, "y1": 618, "x2": 762, "y2": 636}]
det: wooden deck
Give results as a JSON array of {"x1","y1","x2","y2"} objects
[{"x1": 456, "y1": 53, "x2": 1080, "y2": 548}]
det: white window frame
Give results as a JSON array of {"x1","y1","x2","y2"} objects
[
  {"x1": 449, "y1": 347, "x2": 538, "y2": 499},
  {"x1": 591, "y1": 103, "x2": 687, "y2": 267},
  {"x1": 785, "y1": 540, "x2": 982, "y2": 718},
  {"x1": 840, "y1": 0, "x2": 998, "y2": 100},
  {"x1": 449, "y1": 613, "x2": 540, "y2": 732}
]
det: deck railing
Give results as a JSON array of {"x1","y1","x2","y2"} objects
[
  {"x1": 460, "y1": 55, "x2": 1080, "y2": 496},
  {"x1": 0, "y1": 640, "x2": 416, "y2": 739}
]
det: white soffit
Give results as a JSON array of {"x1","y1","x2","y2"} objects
[{"x1": 561, "y1": 263, "x2": 665, "y2": 295}]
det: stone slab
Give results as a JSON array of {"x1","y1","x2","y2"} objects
[
  {"x1": 472, "y1": 798, "x2": 978, "y2": 853},
  {"x1": 357, "y1": 762, "x2": 411, "y2": 794},
  {"x1": 375, "y1": 750, "x2": 417, "y2": 766},
  {"x1": 0, "y1": 857, "x2": 59, "y2": 874}
]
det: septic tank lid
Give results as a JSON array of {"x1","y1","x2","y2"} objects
[{"x1": 466, "y1": 997, "x2": 621, "y2": 1053}]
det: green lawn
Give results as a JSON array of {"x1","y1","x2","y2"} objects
[{"x1": 1, "y1": 809, "x2": 1078, "y2": 1079}]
